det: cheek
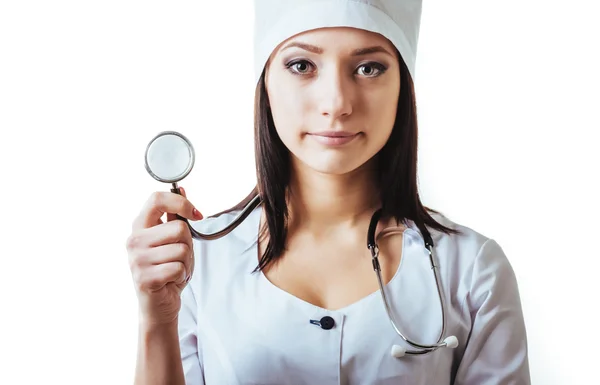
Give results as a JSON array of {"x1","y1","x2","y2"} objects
[
  {"x1": 365, "y1": 86, "x2": 400, "y2": 137},
  {"x1": 268, "y1": 80, "x2": 309, "y2": 139}
]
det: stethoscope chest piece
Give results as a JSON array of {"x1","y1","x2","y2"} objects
[{"x1": 145, "y1": 131, "x2": 195, "y2": 184}]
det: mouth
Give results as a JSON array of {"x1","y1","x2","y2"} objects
[
  {"x1": 307, "y1": 131, "x2": 361, "y2": 146},
  {"x1": 309, "y1": 131, "x2": 358, "y2": 138}
]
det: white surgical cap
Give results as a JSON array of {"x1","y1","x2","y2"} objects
[{"x1": 253, "y1": 0, "x2": 423, "y2": 85}]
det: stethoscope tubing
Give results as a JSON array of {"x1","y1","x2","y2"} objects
[
  {"x1": 371, "y1": 240, "x2": 448, "y2": 354},
  {"x1": 368, "y1": 208, "x2": 452, "y2": 355},
  {"x1": 170, "y1": 183, "x2": 262, "y2": 240}
]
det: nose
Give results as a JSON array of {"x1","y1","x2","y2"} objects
[{"x1": 317, "y1": 68, "x2": 353, "y2": 120}]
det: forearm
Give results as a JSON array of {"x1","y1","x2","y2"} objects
[{"x1": 134, "y1": 318, "x2": 185, "y2": 385}]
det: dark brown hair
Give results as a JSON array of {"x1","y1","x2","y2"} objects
[{"x1": 217, "y1": 51, "x2": 460, "y2": 272}]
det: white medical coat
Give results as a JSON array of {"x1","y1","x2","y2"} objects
[{"x1": 178, "y1": 205, "x2": 530, "y2": 384}]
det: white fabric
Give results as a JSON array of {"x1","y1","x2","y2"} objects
[
  {"x1": 253, "y1": 0, "x2": 423, "y2": 84},
  {"x1": 178, "y1": 205, "x2": 531, "y2": 384}
]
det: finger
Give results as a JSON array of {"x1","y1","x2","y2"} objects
[
  {"x1": 133, "y1": 191, "x2": 202, "y2": 230},
  {"x1": 144, "y1": 219, "x2": 193, "y2": 248},
  {"x1": 137, "y1": 261, "x2": 187, "y2": 292},
  {"x1": 144, "y1": 242, "x2": 193, "y2": 275},
  {"x1": 167, "y1": 187, "x2": 203, "y2": 222},
  {"x1": 167, "y1": 186, "x2": 186, "y2": 222},
  {"x1": 126, "y1": 220, "x2": 192, "y2": 260}
]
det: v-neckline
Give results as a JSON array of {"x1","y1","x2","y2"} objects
[{"x1": 245, "y1": 204, "x2": 410, "y2": 316}]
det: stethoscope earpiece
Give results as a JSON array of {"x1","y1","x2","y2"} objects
[
  {"x1": 443, "y1": 336, "x2": 459, "y2": 349},
  {"x1": 391, "y1": 345, "x2": 406, "y2": 358}
]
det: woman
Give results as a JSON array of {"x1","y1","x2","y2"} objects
[{"x1": 126, "y1": 1, "x2": 531, "y2": 384}]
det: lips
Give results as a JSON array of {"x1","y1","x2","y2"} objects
[
  {"x1": 307, "y1": 131, "x2": 360, "y2": 146},
  {"x1": 310, "y1": 131, "x2": 357, "y2": 137}
]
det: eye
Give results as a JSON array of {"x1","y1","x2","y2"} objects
[
  {"x1": 357, "y1": 62, "x2": 387, "y2": 77},
  {"x1": 285, "y1": 60, "x2": 388, "y2": 77},
  {"x1": 286, "y1": 60, "x2": 314, "y2": 75}
]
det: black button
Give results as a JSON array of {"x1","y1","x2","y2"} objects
[{"x1": 319, "y1": 316, "x2": 335, "y2": 330}]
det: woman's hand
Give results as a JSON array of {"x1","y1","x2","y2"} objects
[{"x1": 126, "y1": 187, "x2": 203, "y2": 326}]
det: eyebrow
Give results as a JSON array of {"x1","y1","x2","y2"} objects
[{"x1": 281, "y1": 42, "x2": 394, "y2": 57}]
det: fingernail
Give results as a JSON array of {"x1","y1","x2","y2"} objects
[{"x1": 193, "y1": 208, "x2": 203, "y2": 219}]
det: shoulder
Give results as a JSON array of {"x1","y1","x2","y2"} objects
[
  {"x1": 426, "y1": 211, "x2": 511, "y2": 273},
  {"x1": 424, "y1": 211, "x2": 521, "y2": 308}
]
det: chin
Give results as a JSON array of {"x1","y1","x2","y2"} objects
[{"x1": 299, "y1": 154, "x2": 369, "y2": 176}]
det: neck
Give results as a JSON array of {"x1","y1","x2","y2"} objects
[{"x1": 286, "y1": 159, "x2": 380, "y2": 235}]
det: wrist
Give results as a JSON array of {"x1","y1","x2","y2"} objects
[{"x1": 139, "y1": 315, "x2": 179, "y2": 333}]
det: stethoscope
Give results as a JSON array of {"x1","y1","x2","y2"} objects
[
  {"x1": 144, "y1": 130, "x2": 459, "y2": 358},
  {"x1": 144, "y1": 130, "x2": 261, "y2": 240}
]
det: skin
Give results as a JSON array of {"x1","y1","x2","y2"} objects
[{"x1": 261, "y1": 27, "x2": 406, "y2": 311}]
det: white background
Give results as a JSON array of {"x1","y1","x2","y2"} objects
[{"x1": 1, "y1": 1, "x2": 598, "y2": 384}]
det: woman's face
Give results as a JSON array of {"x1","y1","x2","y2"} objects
[{"x1": 265, "y1": 27, "x2": 401, "y2": 176}]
